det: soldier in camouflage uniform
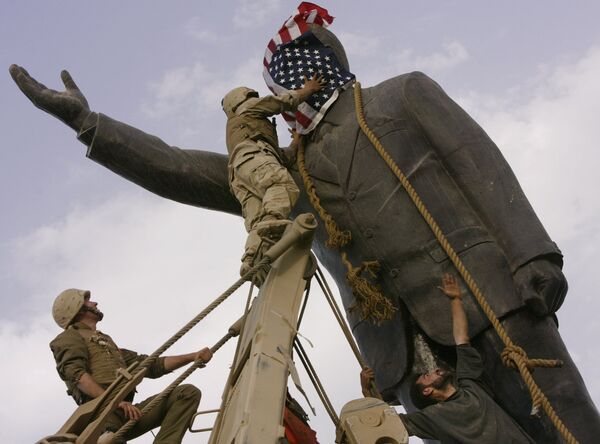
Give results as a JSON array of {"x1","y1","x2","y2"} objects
[
  {"x1": 50, "y1": 288, "x2": 213, "y2": 444},
  {"x1": 222, "y1": 75, "x2": 325, "y2": 276}
]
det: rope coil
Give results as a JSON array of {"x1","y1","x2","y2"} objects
[
  {"x1": 353, "y1": 81, "x2": 577, "y2": 444},
  {"x1": 296, "y1": 133, "x2": 396, "y2": 324}
]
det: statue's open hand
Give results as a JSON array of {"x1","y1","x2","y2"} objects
[
  {"x1": 9, "y1": 65, "x2": 90, "y2": 131},
  {"x1": 514, "y1": 258, "x2": 568, "y2": 316}
]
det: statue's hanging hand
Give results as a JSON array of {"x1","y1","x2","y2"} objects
[
  {"x1": 514, "y1": 258, "x2": 568, "y2": 316},
  {"x1": 9, "y1": 65, "x2": 90, "y2": 131}
]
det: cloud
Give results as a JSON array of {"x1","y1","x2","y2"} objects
[
  {"x1": 2, "y1": 190, "x2": 357, "y2": 443},
  {"x1": 233, "y1": 0, "x2": 282, "y2": 29},
  {"x1": 140, "y1": 56, "x2": 266, "y2": 146},
  {"x1": 0, "y1": 314, "x2": 75, "y2": 442},
  {"x1": 184, "y1": 17, "x2": 218, "y2": 42},
  {"x1": 351, "y1": 40, "x2": 470, "y2": 86},
  {"x1": 389, "y1": 40, "x2": 469, "y2": 74},
  {"x1": 336, "y1": 31, "x2": 380, "y2": 58}
]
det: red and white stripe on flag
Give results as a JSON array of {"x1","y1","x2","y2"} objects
[{"x1": 263, "y1": 2, "x2": 334, "y2": 67}]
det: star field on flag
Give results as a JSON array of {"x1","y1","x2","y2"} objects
[{"x1": 263, "y1": 2, "x2": 356, "y2": 134}]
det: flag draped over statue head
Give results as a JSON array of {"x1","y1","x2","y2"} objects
[{"x1": 263, "y1": 2, "x2": 356, "y2": 134}]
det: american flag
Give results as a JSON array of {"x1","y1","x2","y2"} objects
[{"x1": 263, "y1": 2, "x2": 356, "y2": 134}]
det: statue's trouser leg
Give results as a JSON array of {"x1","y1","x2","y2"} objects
[
  {"x1": 112, "y1": 384, "x2": 202, "y2": 443},
  {"x1": 473, "y1": 310, "x2": 600, "y2": 443}
]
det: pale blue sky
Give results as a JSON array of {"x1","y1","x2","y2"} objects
[{"x1": 1, "y1": 1, "x2": 600, "y2": 442}]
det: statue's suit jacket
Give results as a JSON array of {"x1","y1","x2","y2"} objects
[{"x1": 82, "y1": 71, "x2": 561, "y2": 395}]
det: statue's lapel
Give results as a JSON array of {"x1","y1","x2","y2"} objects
[{"x1": 300, "y1": 88, "x2": 360, "y2": 186}]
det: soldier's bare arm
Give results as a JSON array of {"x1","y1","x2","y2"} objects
[
  {"x1": 360, "y1": 367, "x2": 375, "y2": 397},
  {"x1": 163, "y1": 347, "x2": 213, "y2": 372},
  {"x1": 439, "y1": 273, "x2": 470, "y2": 345},
  {"x1": 9, "y1": 65, "x2": 90, "y2": 131},
  {"x1": 77, "y1": 372, "x2": 142, "y2": 419},
  {"x1": 118, "y1": 402, "x2": 142, "y2": 420},
  {"x1": 76, "y1": 372, "x2": 105, "y2": 399}
]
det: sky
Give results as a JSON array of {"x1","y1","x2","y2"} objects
[{"x1": 1, "y1": 0, "x2": 600, "y2": 442}]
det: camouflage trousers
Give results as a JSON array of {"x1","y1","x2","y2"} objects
[
  {"x1": 105, "y1": 384, "x2": 201, "y2": 444},
  {"x1": 230, "y1": 141, "x2": 299, "y2": 262}
]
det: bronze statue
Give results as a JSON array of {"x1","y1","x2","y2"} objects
[{"x1": 10, "y1": 26, "x2": 600, "y2": 442}]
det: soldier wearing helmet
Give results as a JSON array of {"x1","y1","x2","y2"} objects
[
  {"x1": 222, "y1": 75, "x2": 325, "y2": 278},
  {"x1": 50, "y1": 289, "x2": 213, "y2": 443}
]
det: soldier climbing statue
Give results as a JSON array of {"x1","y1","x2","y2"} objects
[{"x1": 222, "y1": 75, "x2": 325, "y2": 280}]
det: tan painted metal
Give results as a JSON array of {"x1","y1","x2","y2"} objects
[
  {"x1": 336, "y1": 397, "x2": 409, "y2": 444},
  {"x1": 209, "y1": 213, "x2": 317, "y2": 444},
  {"x1": 34, "y1": 361, "x2": 146, "y2": 444}
]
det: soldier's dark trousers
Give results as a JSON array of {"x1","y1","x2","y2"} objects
[{"x1": 106, "y1": 384, "x2": 201, "y2": 443}]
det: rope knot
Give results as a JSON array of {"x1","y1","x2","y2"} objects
[
  {"x1": 501, "y1": 345, "x2": 564, "y2": 372},
  {"x1": 501, "y1": 345, "x2": 528, "y2": 370}
]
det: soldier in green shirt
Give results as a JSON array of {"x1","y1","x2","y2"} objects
[
  {"x1": 361, "y1": 274, "x2": 534, "y2": 444},
  {"x1": 50, "y1": 288, "x2": 213, "y2": 444},
  {"x1": 221, "y1": 75, "x2": 325, "y2": 278}
]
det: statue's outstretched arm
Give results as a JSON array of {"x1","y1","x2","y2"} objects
[
  {"x1": 402, "y1": 71, "x2": 566, "y2": 315},
  {"x1": 9, "y1": 65, "x2": 240, "y2": 215}
]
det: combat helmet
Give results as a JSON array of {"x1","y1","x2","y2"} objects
[
  {"x1": 222, "y1": 87, "x2": 259, "y2": 118},
  {"x1": 52, "y1": 288, "x2": 90, "y2": 329}
]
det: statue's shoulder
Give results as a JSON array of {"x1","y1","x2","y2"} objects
[
  {"x1": 356, "y1": 72, "x2": 442, "y2": 118},
  {"x1": 372, "y1": 71, "x2": 440, "y2": 93}
]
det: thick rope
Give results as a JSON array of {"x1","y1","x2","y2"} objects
[
  {"x1": 293, "y1": 339, "x2": 340, "y2": 428},
  {"x1": 296, "y1": 134, "x2": 396, "y2": 324},
  {"x1": 112, "y1": 332, "x2": 236, "y2": 442},
  {"x1": 315, "y1": 267, "x2": 382, "y2": 400},
  {"x1": 295, "y1": 137, "x2": 351, "y2": 249},
  {"x1": 94, "y1": 257, "x2": 271, "y2": 417},
  {"x1": 353, "y1": 81, "x2": 577, "y2": 444}
]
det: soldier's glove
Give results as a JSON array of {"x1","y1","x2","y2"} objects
[{"x1": 279, "y1": 145, "x2": 298, "y2": 168}]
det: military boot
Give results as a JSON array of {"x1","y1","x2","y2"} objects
[
  {"x1": 239, "y1": 253, "x2": 254, "y2": 277},
  {"x1": 250, "y1": 236, "x2": 277, "y2": 287},
  {"x1": 239, "y1": 229, "x2": 263, "y2": 278},
  {"x1": 255, "y1": 218, "x2": 292, "y2": 241}
]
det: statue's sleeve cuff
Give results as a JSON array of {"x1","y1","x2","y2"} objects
[
  {"x1": 77, "y1": 111, "x2": 99, "y2": 148},
  {"x1": 511, "y1": 242, "x2": 563, "y2": 272}
]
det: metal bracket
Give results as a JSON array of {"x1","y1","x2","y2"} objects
[{"x1": 190, "y1": 408, "x2": 221, "y2": 433}]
